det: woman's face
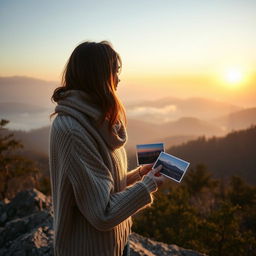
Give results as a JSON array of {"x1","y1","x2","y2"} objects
[
  {"x1": 114, "y1": 73, "x2": 120, "y2": 90},
  {"x1": 113, "y1": 65, "x2": 121, "y2": 90}
]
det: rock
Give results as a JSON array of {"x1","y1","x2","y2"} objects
[
  {"x1": 0, "y1": 212, "x2": 7, "y2": 226},
  {"x1": 0, "y1": 189, "x2": 207, "y2": 256},
  {"x1": 0, "y1": 226, "x2": 53, "y2": 256},
  {"x1": 0, "y1": 189, "x2": 53, "y2": 256},
  {"x1": 129, "y1": 233, "x2": 207, "y2": 256},
  {"x1": 0, "y1": 201, "x2": 4, "y2": 214},
  {"x1": 0, "y1": 210, "x2": 52, "y2": 249},
  {"x1": 5, "y1": 188, "x2": 52, "y2": 223},
  {"x1": 0, "y1": 201, "x2": 7, "y2": 226}
]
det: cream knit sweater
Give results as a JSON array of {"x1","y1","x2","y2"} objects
[{"x1": 49, "y1": 90, "x2": 157, "y2": 256}]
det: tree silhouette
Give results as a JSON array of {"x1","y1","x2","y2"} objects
[
  {"x1": 228, "y1": 176, "x2": 256, "y2": 206},
  {"x1": 183, "y1": 164, "x2": 218, "y2": 195},
  {"x1": 0, "y1": 119, "x2": 39, "y2": 200},
  {"x1": 132, "y1": 165, "x2": 256, "y2": 255}
]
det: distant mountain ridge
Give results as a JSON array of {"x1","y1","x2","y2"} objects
[
  {"x1": 1, "y1": 75, "x2": 255, "y2": 134},
  {"x1": 2, "y1": 116, "x2": 256, "y2": 185},
  {"x1": 162, "y1": 117, "x2": 223, "y2": 136},
  {"x1": 2, "y1": 108, "x2": 255, "y2": 157},
  {"x1": 127, "y1": 96, "x2": 240, "y2": 112},
  {"x1": 0, "y1": 76, "x2": 57, "y2": 108},
  {"x1": 0, "y1": 102, "x2": 51, "y2": 115},
  {"x1": 214, "y1": 107, "x2": 256, "y2": 131},
  {"x1": 126, "y1": 96, "x2": 242, "y2": 123},
  {"x1": 126, "y1": 117, "x2": 224, "y2": 151},
  {"x1": 168, "y1": 126, "x2": 256, "y2": 184},
  {"x1": 1, "y1": 126, "x2": 50, "y2": 155},
  {"x1": 1, "y1": 76, "x2": 256, "y2": 176},
  {"x1": 0, "y1": 75, "x2": 245, "y2": 125},
  {"x1": 2, "y1": 117, "x2": 215, "y2": 155}
]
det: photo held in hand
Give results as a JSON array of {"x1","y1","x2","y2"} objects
[{"x1": 136, "y1": 143, "x2": 190, "y2": 182}]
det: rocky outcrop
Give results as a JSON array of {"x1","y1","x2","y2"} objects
[
  {"x1": 129, "y1": 233, "x2": 206, "y2": 256},
  {"x1": 0, "y1": 189, "x2": 207, "y2": 256},
  {"x1": 0, "y1": 189, "x2": 53, "y2": 256}
]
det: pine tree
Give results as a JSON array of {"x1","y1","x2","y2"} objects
[{"x1": 0, "y1": 119, "x2": 39, "y2": 200}]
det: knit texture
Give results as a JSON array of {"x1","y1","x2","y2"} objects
[{"x1": 49, "y1": 90, "x2": 157, "y2": 256}]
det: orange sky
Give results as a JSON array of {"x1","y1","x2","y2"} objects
[{"x1": 1, "y1": 0, "x2": 256, "y2": 107}]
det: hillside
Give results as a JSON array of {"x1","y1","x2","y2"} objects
[
  {"x1": 126, "y1": 118, "x2": 208, "y2": 150},
  {"x1": 0, "y1": 76, "x2": 244, "y2": 128},
  {"x1": 0, "y1": 76, "x2": 56, "y2": 108},
  {"x1": 1, "y1": 126, "x2": 50, "y2": 155},
  {"x1": 214, "y1": 107, "x2": 256, "y2": 131},
  {"x1": 3, "y1": 116, "x2": 219, "y2": 155},
  {"x1": 0, "y1": 102, "x2": 49, "y2": 115},
  {"x1": 162, "y1": 117, "x2": 223, "y2": 136},
  {"x1": 168, "y1": 126, "x2": 256, "y2": 184}
]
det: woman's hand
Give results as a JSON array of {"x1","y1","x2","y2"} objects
[
  {"x1": 146, "y1": 165, "x2": 167, "y2": 188},
  {"x1": 139, "y1": 164, "x2": 154, "y2": 177}
]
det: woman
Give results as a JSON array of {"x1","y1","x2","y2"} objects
[{"x1": 49, "y1": 41, "x2": 167, "y2": 256}]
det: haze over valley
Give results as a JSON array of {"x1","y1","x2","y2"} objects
[
  {"x1": 1, "y1": 76, "x2": 255, "y2": 131},
  {"x1": 1, "y1": 76, "x2": 256, "y2": 157}
]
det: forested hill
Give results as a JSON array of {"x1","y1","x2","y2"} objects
[{"x1": 168, "y1": 126, "x2": 256, "y2": 184}]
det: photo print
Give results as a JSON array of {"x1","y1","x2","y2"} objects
[
  {"x1": 136, "y1": 143, "x2": 165, "y2": 165},
  {"x1": 153, "y1": 152, "x2": 190, "y2": 183}
]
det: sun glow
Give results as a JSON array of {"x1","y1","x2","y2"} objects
[
  {"x1": 215, "y1": 67, "x2": 248, "y2": 89},
  {"x1": 225, "y1": 69, "x2": 243, "y2": 85}
]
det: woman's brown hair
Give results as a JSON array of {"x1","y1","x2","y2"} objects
[{"x1": 50, "y1": 41, "x2": 126, "y2": 130}]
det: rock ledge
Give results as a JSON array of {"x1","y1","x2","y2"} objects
[{"x1": 0, "y1": 189, "x2": 207, "y2": 256}]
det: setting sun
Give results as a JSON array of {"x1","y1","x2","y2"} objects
[
  {"x1": 225, "y1": 69, "x2": 243, "y2": 85},
  {"x1": 215, "y1": 67, "x2": 249, "y2": 89}
]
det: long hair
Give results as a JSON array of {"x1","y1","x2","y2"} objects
[{"x1": 50, "y1": 41, "x2": 126, "y2": 130}]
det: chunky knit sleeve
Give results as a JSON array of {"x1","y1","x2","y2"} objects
[{"x1": 65, "y1": 128, "x2": 157, "y2": 232}]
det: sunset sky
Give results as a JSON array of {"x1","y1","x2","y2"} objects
[
  {"x1": 137, "y1": 143, "x2": 164, "y2": 153},
  {"x1": 1, "y1": 0, "x2": 256, "y2": 106}
]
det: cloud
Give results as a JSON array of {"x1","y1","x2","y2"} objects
[{"x1": 127, "y1": 104, "x2": 177, "y2": 117}]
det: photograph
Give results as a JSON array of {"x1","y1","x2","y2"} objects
[
  {"x1": 136, "y1": 143, "x2": 165, "y2": 165},
  {"x1": 153, "y1": 152, "x2": 190, "y2": 183}
]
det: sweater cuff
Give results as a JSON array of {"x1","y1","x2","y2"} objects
[
  {"x1": 126, "y1": 166, "x2": 142, "y2": 186},
  {"x1": 132, "y1": 166, "x2": 142, "y2": 181},
  {"x1": 141, "y1": 175, "x2": 157, "y2": 193}
]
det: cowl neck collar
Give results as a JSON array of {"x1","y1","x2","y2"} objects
[{"x1": 54, "y1": 89, "x2": 127, "y2": 150}]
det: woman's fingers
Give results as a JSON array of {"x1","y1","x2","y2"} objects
[
  {"x1": 140, "y1": 163, "x2": 154, "y2": 176},
  {"x1": 146, "y1": 163, "x2": 154, "y2": 168},
  {"x1": 143, "y1": 163, "x2": 154, "y2": 172},
  {"x1": 143, "y1": 163, "x2": 154, "y2": 171},
  {"x1": 146, "y1": 165, "x2": 169, "y2": 187},
  {"x1": 152, "y1": 165, "x2": 162, "y2": 175},
  {"x1": 155, "y1": 174, "x2": 168, "y2": 185}
]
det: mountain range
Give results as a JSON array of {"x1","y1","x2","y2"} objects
[
  {"x1": 214, "y1": 107, "x2": 256, "y2": 131},
  {"x1": 0, "y1": 76, "x2": 250, "y2": 125},
  {"x1": 1, "y1": 76, "x2": 256, "y2": 169},
  {"x1": 1, "y1": 75, "x2": 255, "y2": 127},
  {"x1": 168, "y1": 126, "x2": 256, "y2": 184},
  {"x1": 0, "y1": 76, "x2": 57, "y2": 108},
  {"x1": 126, "y1": 96, "x2": 242, "y2": 123}
]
